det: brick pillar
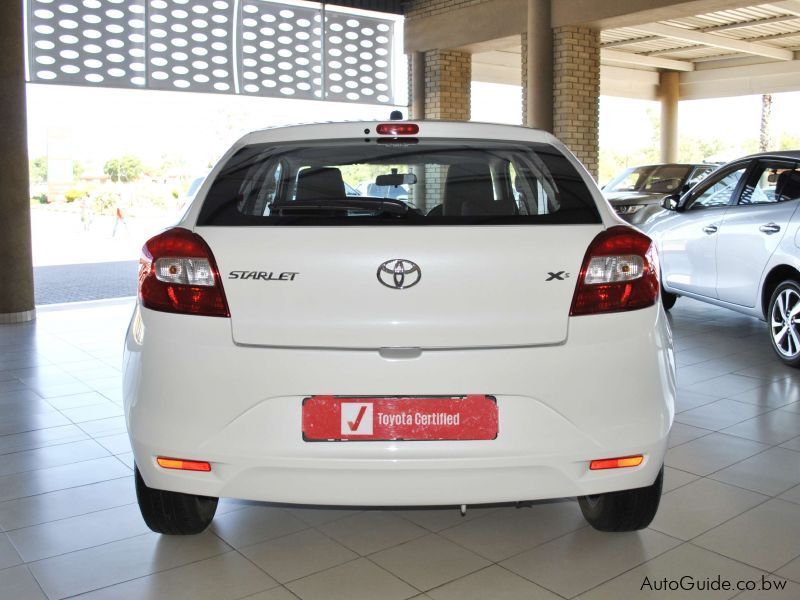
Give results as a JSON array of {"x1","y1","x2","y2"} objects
[
  {"x1": 552, "y1": 26, "x2": 600, "y2": 179},
  {"x1": 424, "y1": 49, "x2": 471, "y2": 121},
  {"x1": 422, "y1": 49, "x2": 471, "y2": 210}
]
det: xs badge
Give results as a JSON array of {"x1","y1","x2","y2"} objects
[{"x1": 546, "y1": 271, "x2": 570, "y2": 281}]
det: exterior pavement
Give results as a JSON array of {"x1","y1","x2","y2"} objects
[{"x1": 34, "y1": 262, "x2": 138, "y2": 305}]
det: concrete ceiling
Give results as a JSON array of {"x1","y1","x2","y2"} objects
[{"x1": 466, "y1": 1, "x2": 800, "y2": 100}]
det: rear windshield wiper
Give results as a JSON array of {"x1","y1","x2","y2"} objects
[{"x1": 269, "y1": 198, "x2": 410, "y2": 216}]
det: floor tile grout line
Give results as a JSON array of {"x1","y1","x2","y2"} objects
[
  {"x1": 683, "y1": 429, "x2": 800, "y2": 489},
  {"x1": 232, "y1": 582, "x2": 303, "y2": 600},
  {"x1": 0, "y1": 432, "x2": 94, "y2": 457},
  {"x1": 17, "y1": 563, "x2": 51, "y2": 600},
  {"x1": 494, "y1": 522, "x2": 685, "y2": 598},
  {"x1": 390, "y1": 504, "x2": 498, "y2": 535},
  {"x1": 24, "y1": 532, "x2": 235, "y2": 599},
  {"x1": 0, "y1": 435, "x2": 110, "y2": 462},
  {"x1": 673, "y1": 407, "x2": 800, "y2": 448},
  {"x1": 0, "y1": 447, "x2": 116, "y2": 483},
  {"x1": 430, "y1": 503, "x2": 589, "y2": 567},
  {"x1": 53, "y1": 547, "x2": 241, "y2": 600},
  {"x1": 684, "y1": 540, "x2": 796, "y2": 579},
  {"x1": 0, "y1": 473, "x2": 132, "y2": 508},
  {"x1": 8, "y1": 520, "x2": 155, "y2": 566},
  {"x1": 0, "y1": 501, "x2": 138, "y2": 535},
  {"x1": 571, "y1": 540, "x2": 691, "y2": 599},
  {"x1": 653, "y1": 489, "x2": 775, "y2": 547},
  {"x1": 5, "y1": 531, "x2": 154, "y2": 571}
]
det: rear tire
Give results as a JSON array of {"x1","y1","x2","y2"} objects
[
  {"x1": 661, "y1": 288, "x2": 677, "y2": 311},
  {"x1": 135, "y1": 465, "x2": 218, "y2": 535},
  {"x1": 767, "y1": 280, "x2": 800, "y2": 368},
  {"x1": 578, "y1": 466, "x2": 663, "y2": 532}
]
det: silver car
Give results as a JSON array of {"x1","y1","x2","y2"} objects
[
  {"x1": 644, "y1": 151, "x2": 800, "y2": 366},
  {"x1": 603, "y1": 163, "x2": 717, "y2": 226}
]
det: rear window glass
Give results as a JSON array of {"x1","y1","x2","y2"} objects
[{"x1": 197, "y1": 139, "x2": 600, "y2": 226}]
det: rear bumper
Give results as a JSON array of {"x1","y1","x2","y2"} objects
[{"x1": 123, "y1": 304, "x2": 675, "y2": 506}]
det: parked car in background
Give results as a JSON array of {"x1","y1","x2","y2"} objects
[
  {"x1": 603, "y1": 163, "x2": 717, "y2": 225},
  {"x1": 645, "y1": 151, "x2": 800, "y2": 366},
  {"x1": 125, "y1": 120, "x2": 674, "y2": 536}
]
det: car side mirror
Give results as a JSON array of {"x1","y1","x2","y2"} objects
[{"x1": 661, "y1": 194, "x2": 681, "y2": 211}]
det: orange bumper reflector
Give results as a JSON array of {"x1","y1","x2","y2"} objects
[
  {"x1": 156, "y1": 457, "x2": 211, "y2": 472},
  {"x1": 590, "y1": 455, "x2": 644, "y2": 470}
]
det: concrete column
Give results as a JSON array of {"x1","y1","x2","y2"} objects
[
  {"x1": 0, "y1": 0, "x2": 36, "y2": 324},
  {"x1": 410, "y1": 51, "x2": 425, "y2": 120},
  {"x1": 552, "y1": 25, "x2": 600, "y2": 179},
  {"x1": 523, "y1": 0, "x2": 552, "y2": 130},
  {"x1": 660, "y1": 70, "x2": 680, "y2": 163},
  {"x1": 408, "y1": 52, "x2": 427, "y2": 210}
]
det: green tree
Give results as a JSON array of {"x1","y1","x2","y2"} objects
[
  {"x1": 30, "y1": 156, "x2": 47, "y2": 184},
  {"x1": 72, "y1": 160, "x2": 85, "y2": 181},
  {"x1": 778, "y1": 133, "x2": 800, "y2": 151},
  {"x1": 103, "y1": 155, "x2": 143, "y2": 183}
]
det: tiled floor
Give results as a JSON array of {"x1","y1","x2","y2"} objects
[{"x1": 1, "y1": 297, "x2": 800, "y2": 599}]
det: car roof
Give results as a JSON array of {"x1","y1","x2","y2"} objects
[
  {"x1": 732, "y1": 150, "x2": 800, "y2": 161},
  {"x1": 624, "y1": 163, "x2": 713, "y2": 168},
  {"x1": 236, "y1": 120, "x2": 562, "y2": 147}
]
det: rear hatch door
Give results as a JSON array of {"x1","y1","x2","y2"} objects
[{"x1": 200, "y1": 226, "x2": 600, "y2": 349}]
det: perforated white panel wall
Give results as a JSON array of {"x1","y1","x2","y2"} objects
[{"x1": 27, "y1": 0, "x2": 397, "y2": 104}]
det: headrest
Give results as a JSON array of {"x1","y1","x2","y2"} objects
[
  {"x1": 296, "y1": 167, "x2": 346, "y2": 202},
  {"x1": 776, "y1": 170, "x2": 800, "y2": 202},
  {"x1": 443, "y1": 163, "x2": 494, "y2": 216}
]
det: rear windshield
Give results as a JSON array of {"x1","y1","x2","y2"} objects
[{"x1": 197, "y1": 138, "x2": 600, "y2": 226}]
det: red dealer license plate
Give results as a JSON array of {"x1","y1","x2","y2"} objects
[{"x1": 302, "y1": 395, "x2": 498, "y2": 441}]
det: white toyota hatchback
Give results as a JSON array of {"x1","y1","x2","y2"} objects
[{"x1": 124, "y1": 120, "x2": 675, "y2": 535}]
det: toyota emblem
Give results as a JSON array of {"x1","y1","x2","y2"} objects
[{"x1": 377, "y1": 259, "x2": 421, "y2": 290}]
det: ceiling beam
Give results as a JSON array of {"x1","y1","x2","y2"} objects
[
  {"x1": 634, "y1": 22, "x2": 794, "y2": 60},
  {"x1": 552, "y1": 0, "x2": 760, "y2": 29},
  {"x1": 645, "y1": 45, "x2": 702, "y2": 56},
  {"x1": 601, "y1": 49, "x2": 695, "y2": 70},
  {"x1": 747, "y1": 30, "x2": 800, "y2": 42},
  {"x1": 601, "y1": 36, "x2": 660, "y2": 48},
  {"x1": 700, "y1": 14, "x2": 800, "y2": 32},
  {"x1": 768, "y1": 1, "x2": 800, "y2": 18},
  {"x1": 679, "y1": 57, "x2": 800, "y2": 98}
]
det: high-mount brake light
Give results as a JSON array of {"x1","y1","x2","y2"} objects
[
  {"x1": 138, "y1": 227, "x2": 230, "y2": 317},
  {"x1": 156, "y1": 457, "x2": 212, "y2": 472},
  {"x1": 376, "y1": 123, "x2": 419, "y2": 136},
  {"x1": 590, "y1": 455, "x2": 644, "y2": 470},
  {"x1": 570, "y1": 226, "x2": 659, "y2": 316}
]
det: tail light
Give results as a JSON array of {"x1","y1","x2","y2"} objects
[
  {"x1": 139, "y1": 227, "x2": 230, "y2": 317},
  {"x1": 570, "y1": 226, "x2": 659, "y2": 316}
]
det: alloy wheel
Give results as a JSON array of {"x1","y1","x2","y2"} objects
[{"x1": 771, "y1": 287, "x2": 800, "y2": 358}]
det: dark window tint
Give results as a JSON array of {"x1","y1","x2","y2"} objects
[
  {"x1": 739, "y1": 162, "x2": 800, "y2": 205},
  {"x1": 197, "y1": 139, "x2": 600, "y2": 226}
]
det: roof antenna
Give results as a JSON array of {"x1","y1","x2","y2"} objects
[{"x1": 389, "y1": 110, "x2": 403, "y2": 121}]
